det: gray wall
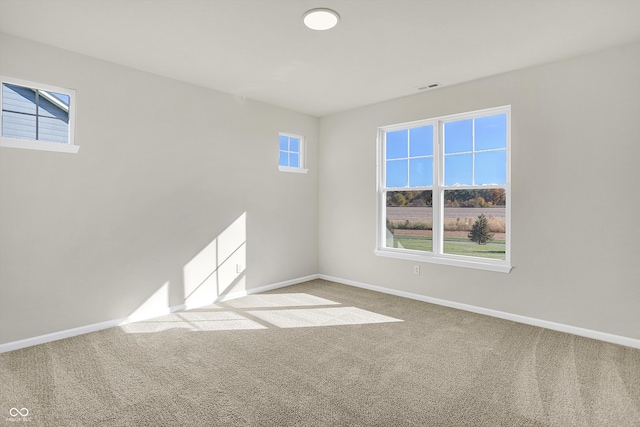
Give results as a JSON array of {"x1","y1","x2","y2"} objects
[
  {"x1": 0, "y1": 34, "x2": 319, "y2": 344},
  {"x1": 2, "y1": 33, "x2": 639, "y2": 346},
  {"x1": 318, "y1": 42, "x2": 640, "y2": 340}
]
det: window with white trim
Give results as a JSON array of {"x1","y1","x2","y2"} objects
[
  {"x1": 1, "y1": 76, "x2": 78, "y2": 153},
  {"x1": 278, "y1": 132, "x2": 307, "y2": 173},
  {"x1": 376, "y1": 106, "x2": 511, "y2": 273}
]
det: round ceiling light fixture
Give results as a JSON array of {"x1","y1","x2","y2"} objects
[{"x1": 303, "y1": 8, "x2": 340, "y2": 30}]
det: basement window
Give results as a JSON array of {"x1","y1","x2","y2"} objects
[
  {"x1": 376, "y1": 106, "x2": 511, "y2": 273},
  {"x1": 1, "y1": 76, "x2": 78, "y2": 153},
  {"x1": 278, "y1": 132, "x2": 307, "y2": 173}
]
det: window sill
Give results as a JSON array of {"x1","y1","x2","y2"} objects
[
  {"x1": 374, "y1": 248, "x2": 512, "y2": 273},
  {"x1": 1, "y1": 137, "x2": 79, "y2": 153},
  {"x1": 278, "y1": 166, "x2": 308, "y2": 174}
]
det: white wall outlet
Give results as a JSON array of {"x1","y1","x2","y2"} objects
[{"x1": 414, "y1": 265, "x2": 420, "y2": 275}]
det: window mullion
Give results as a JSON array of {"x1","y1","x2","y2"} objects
[
  {"x1": 407, "y1": 131, "x2": 411, "y2": 187},
  {"x1": 35, "y1": 89, "x2": 40, "y2": 141},
  {"x1": 471, "y1": 117, "x2": 475, "y2": 186},
  {"x1": 433, "y1": 121, "x2": 443, "y2": 255},
  {"x1": 377, "y1": 129, "x2": 386, "y2": 251}
]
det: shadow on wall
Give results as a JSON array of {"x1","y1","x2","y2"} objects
[{"x1": 126, "y1": 212, "x2": 247, "y2": 323}]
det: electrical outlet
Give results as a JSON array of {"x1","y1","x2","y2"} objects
[
  {"x1": 236, "y1": 264, "x2": 244, "y2": 274},
  {"x1": 413, "y1": 265, "x2": 420, "y2": 275}
]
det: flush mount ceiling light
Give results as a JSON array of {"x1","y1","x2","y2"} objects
[{"x1": 303, "y1": 8, "x2": 340, "y2": 30}]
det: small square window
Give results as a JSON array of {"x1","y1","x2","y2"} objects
[
  {"x1": 1, "y1": 76, "x2": 78, "y2": 153},
  {"x1": 278, "y1": 132, "x2": 307, "y2": 174}
]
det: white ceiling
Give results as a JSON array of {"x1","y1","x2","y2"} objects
[{"x1": 1, "y1": 0, "x2": 640, "y2": 117}]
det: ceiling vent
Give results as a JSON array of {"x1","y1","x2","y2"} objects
[{"x1": 417, "y1": 83, "x2": 440, "y2": 91}]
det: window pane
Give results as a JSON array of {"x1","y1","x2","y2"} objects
[
  {"x1": 290, "y1": 137, "x2": 299, "y2": 153},
  {"x1": 2, "y1": 111, "x2": 36, "y2": 140},
  {"x1": 2, "y1": 83, "x2": 37, "y2": 115},
  {"x1": 386, "y1": 190, "x2": 433, "y2": 252},
  {"x1": 409, "y1": 157, "x2": 432, "y2": 187},
  {"x1": 290, "y1": 153, "x2": 299, "y2": 167},
  {"x1": 386, "y1": 129, "x2": 408, "y2": 159},
  {"x1": 444, "y1": 119, "x2": 472, "y2": 153},
  {"x1": 38, "y1": 92, "x2": 69, "y2": 120},
  {"x1": 475, "y1": 150, "x2": 506, "y2": 185},
  {"x1": 444, "y1": 153, "x2": 472, "y2": 186},
  {"x1": 386, "y1": 159, "x2": 408, "y2": 187},
  {"x1": 38, "y1": 117, "x2": 68, "y2": 143},
  {"x1": 50, "y1": 92, "x2": 70, "y2": 106},
  {"x1": 409, "y1": 125, "x2": 433, "y2": 157},
  {"x1": 475, "y1": 113, "x2": 506, "y2": 151},
  {"x1": 279, "y1": 151, "x2": 288, "y2": 166},
  {"x1": 443, "y1": 189, "x2": 506, "y2": 260},
  {"x1": 279, "y1": 135, "x2": 288, "y2": 151}
]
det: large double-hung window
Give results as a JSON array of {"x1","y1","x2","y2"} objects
[{"x1": 376, "y1": 106, "x2": 511, "y2": 273}]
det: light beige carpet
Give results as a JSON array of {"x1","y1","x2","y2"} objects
[{"x1": 1, "y1": 279, "x2": 639, "y2": 426}]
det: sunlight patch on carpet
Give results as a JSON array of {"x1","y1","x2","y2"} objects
[
  {"x1": 121, "y1": 311, "x2": 266, "y2": 333},
  {"x1": 247, "y1": 307, "x2": 403, "y2": 328},
  {"x1": 223, "y1": 293, "x2": 341, "y2": 309}
]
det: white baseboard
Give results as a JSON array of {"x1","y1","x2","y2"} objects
[
  {"x1": 0, "y1": 274, "x2": 319, "y2": 353},
  {"x1": 0, "y1": 317, "x2": 127, "y2": 355},
  {"x1": 318, "y1": 274, "x2": 640, "y2": 350},
  {"x1": 4, "y1": 272, "x2": 637, "y2": 352}
]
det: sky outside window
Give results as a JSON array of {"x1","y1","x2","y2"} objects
[
  {"x1": 385, "y1": 115, "x2": 506, "y2": 188},
  {"x1": 278, "y1": 134, "x2": 301, "y2": 168},
  {"x1": 385, "y1": 125, "x2": 433, "y2": 188},
  {"x1": 443, "y1": 113, "x2": 506, "y2": 186}
]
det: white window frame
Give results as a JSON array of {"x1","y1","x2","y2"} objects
[
  {"x1": 278, "y1": 132, "x2": 307, "y2": 174},
  {"x1": 0, "y1": 76, "x2": 78, "y2": 153},
  {"x1": 375, "y1": 105, "x2": 511, "y2": 273}
]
